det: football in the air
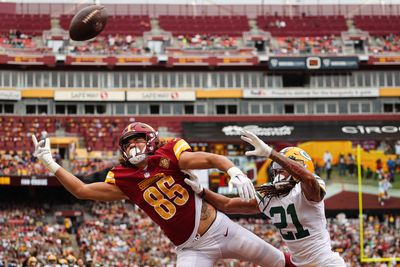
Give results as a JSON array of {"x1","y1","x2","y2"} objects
[{"x1": 69, "y1": 5, "x2": 107, "y2": 41}]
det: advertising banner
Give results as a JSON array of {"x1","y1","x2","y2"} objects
[
  {"x1": 369, "y1": 56, "x2": 400, "y2": 65},
  {"x1": 183, "y1": 121, "x2": 400, "y2": 142},
  {"x1": 268, "y1": 56, "x2": 359, "y2": 70},
  {"x1": 215, "y1": 55, "x2": 258, "y2": 66},
  {"x1": 54, "y1": 91, "x2": 125, "y2": 101},
  {"x1": 115, "y1": 55, "x2": 157, "y2": 65},
  {"x1": 243, "y1": 88, "x2": 379, "y2": 98},
  {"x1": 127, "y1": 91, "x2": 195, "y2": 101},
  {"x1": 167, "y1": 55, "x2": 210, "y2": 66},
  {"x1": 0, "y1": 176, "x2": 61, "y2": 187},
  {"x1": 0, "y1": 90, "x2": 21, "y2": 100},
  {"x1": 5, "y1": 55, "x2": 56, "y2": 66},
  {"x1": 65, "y1": 55, "x2": 108, "y2": 65},
  {"x1": 268, "y1": 57, "x2": 307, "y2": 70},
  {"x1": 320, "y1": 57, "x2": 359, "y2": 69}
]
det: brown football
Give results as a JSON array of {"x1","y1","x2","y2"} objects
[{"x1": 69, "y1": 5, "x2": 107, "y2": 41}]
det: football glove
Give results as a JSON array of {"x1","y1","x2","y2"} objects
[
  {"x1": 183, "y1": 170, "x2": 204, "y2": 194},
  {"x1": 241, "y1": 130, "x2": 272, "y2": 158},
  {"x1": 227, "y1": 166, "x2": 255, "y2": 201},
  {"x1": 32, "y1": 135, "x2": 60, "y2": 174}
]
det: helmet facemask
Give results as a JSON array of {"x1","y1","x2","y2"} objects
[
  {"x1": 256, "y1": 147, "x2": 313, "y2": 199},
  {"x1": 271, "y1": 161, "x2": 293, "y2": 184},
  {"x1": 127, "y1": 141, "x2": 147, "y2": 165},
  {"x1": 119, "y1": 122, "x2": 160, "y2": 166}
]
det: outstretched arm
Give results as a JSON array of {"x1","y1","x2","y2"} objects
[
  {"x1": 241, "y1": 130, "x2": 323, "y2": 202},
  {"x1": 33, "y1": 136, "x2": 127, "y2": 202},
  {"x1": 55, "y1": 168, "x2": 128, "y2": 201},
  {"x1": 183, "y1": 171, "x2": 259, "y2": 214},
  {"x1": 203, "y1": 189, "x2": 259, "y2": 214}
]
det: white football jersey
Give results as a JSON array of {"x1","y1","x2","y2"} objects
[{"x1": 257, "y1": 176, "x2": 343, "y2": 267}]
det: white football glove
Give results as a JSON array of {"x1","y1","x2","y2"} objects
[
  {"x1": 32, "y1": 135, "x2": 60, "y2": 174},
  {"x1": 241, "y1": 130, "x2": 272, "y2": 158},
  {"x1": 183, "y1": 170, "x2": 204, "y2": 195},
  {"x1": 227, "y1": 167, "x2": 255, "y2": 201}
]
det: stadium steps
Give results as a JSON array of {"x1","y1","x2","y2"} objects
[
  {"x1": 346, "y1": 18, "x2": 356, "y2": 31},
  {"x1": 69, "y1": 233, "x2": 81, "y2": 255},
  {"x1": 150, "y1": 18, "x2": 160, "y2": 31},
  {"x1": 51, "y1": 18, "x2": 61, "y2": 29},
  {"x1": 248, "y1": 19, "x2": 258, "y2": 31}
]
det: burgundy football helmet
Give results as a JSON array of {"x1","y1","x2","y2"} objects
[{"x1": 119, "y1": 122, "x2": 159, "y2": 163}]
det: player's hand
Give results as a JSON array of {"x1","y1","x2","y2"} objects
[
  {"x1": 241, "y1": 130, "x2": 272, "y2": 158},
  {"x1": 183, "y1": 170, "x2": 204, "y2": 195},
  {"x1": 227, "y1": 167, "x2": 255, "y2": 201},
  {"x1": 32, "y1": 135, "x2": 60, "y2": 174}
]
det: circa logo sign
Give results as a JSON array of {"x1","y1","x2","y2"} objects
[
  {"x1": 342, "y1": 125, "x2": 400, "y2": 134},
  {"x1": 222, "y1": 125, "x2": 294, "y2": 136}
]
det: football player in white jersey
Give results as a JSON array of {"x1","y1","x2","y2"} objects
[{"x1": 185, "y1": 130, "x2": 346, "y2": 267}]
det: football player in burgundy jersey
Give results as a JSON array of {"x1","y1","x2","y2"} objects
[{"x1": 32, "y1": 122, "x2": 290, "y2": 267}]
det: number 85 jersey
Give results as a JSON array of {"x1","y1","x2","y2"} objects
[
  {"x1": 105, "y1": 138, "x2": 198, "y2": 246},
  {"x1": 257, "y1": 177, "x2": 335, "y2": 267}
]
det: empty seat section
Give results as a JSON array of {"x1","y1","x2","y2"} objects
[
  {"x1": 0, "y1": 14, "x2": 51, "y2": 35},
  {"x1": 256, "y1": 15, "x2": 347, "y2": 37},
  {"x1": 353, "y1": 15, "x2": 400, "y2": 36},
  {"x1": 159, "y1": 15, "x2": 249, "y2": 37}
]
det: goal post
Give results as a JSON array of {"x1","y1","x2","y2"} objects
[{"x1": 357, "y1": 144, "x2": 400, "y2": 264}]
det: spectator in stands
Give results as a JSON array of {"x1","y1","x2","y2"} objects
[
  {"x1": 386, "y1": 157, "x2": 396, "y2": 182},
  {"x1": 378, "y1": 175, "x2": 392, "y2": 206},
  {"x1": 27, "y1": 256, "x2": 38, "y2": 267},
  {"x1": 185, "y1": 131, "x2": 345, "y2": 266},
  {"x1": 32, "y1": 122, "x2": 291, "y2": 267},
  {"x1": 347, "y1": 153, "x2": 356, "y2": 177},
  {"x1": 376, "y1": 158, "x2": 384, "y2": 180},
  {"x1": 325, "y1": 158, "x2": 332, "y2": 180},
  {"x1": 323, "y1": 150, "x2": 332, "y2": 170},
  {"x1": 338, "y1": 154, "x2": 347, "y2": 176}
]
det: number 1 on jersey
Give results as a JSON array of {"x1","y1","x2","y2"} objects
[{"x1": 270, "y1": 203, "x2": 310, "y2": 240}]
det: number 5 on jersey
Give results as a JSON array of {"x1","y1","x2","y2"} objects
[{"x1": 143, "y1": 176, "x2": 189, "y2": 220}]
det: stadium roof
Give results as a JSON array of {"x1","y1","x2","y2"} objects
[{"x1": 3, "y1": 0, "x2": 400, "y2": 4}]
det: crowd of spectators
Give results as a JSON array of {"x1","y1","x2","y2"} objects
[
  {"x1": 0, "y1": 150, "x2": 115, "y2": 177},
  {"x1": 0, "y1": 203, "x2": 77, "y2": 267},
  {"x1": 175, "y1": 34, "x2": 238, "y2": 50},
  {"x1": 0, "y1": 200, "x2": 399, "y2": 267},
  {"x1": 0, "y1": 29, "x2": 36, "y2": 50},
  {"x1": 70, "y1": 159, "x2": 116, "y2": 177},
  {"x1": 64, "y1": 34, "x2": 150, "y2": 55},
  {"x1": 0, "y1": 150, "x2": 52, "y2": 176},
  {"x1": 270, "y1": 35, "x2": 343, "y2": 55},
  {"x1": 368, "y1": 34, "x2": 400, "y2": 54}
]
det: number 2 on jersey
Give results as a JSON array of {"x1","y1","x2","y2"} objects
[
  {"x1": 143, "y1": 175, "x2": 189, "y2": 220},
  {"x1": 270, "y1": 204, "x2": 310, "y2": 240}
]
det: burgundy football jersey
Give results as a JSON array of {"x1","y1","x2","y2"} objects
[{"x1": 105, "y1": 138, "x2": 196, "y2": 246}]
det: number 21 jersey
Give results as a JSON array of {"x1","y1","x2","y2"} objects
[{"x1": 257, "y1": 177, "x2": 334, "y2": 266}]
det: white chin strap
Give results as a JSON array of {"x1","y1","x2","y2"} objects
[{"x1": 128, "y1": 146, "x2": 147, "y2": 164}]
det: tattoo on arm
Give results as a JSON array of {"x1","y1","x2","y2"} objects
[
  {"x1": 270, "y1": 150, "x2": 308, "y2": 180},
  {"x1": 200, "y1": 201, "x2": 210, "y2": 220},
  {"x1": 270, "y1": 150, "x2": 321, "y2": 201}
]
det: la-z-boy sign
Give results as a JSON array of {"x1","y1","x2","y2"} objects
[{"x1": 183, "y1": 122, "x2": 400, "y2": 141}]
